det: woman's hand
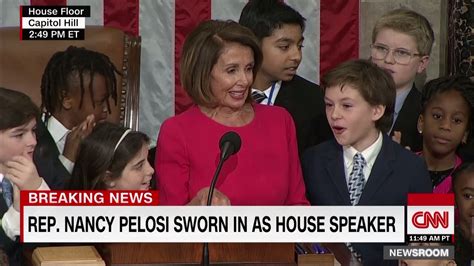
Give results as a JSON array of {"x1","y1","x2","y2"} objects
[{"x1": 188, "y1": 187, "x2": 231, "y2": 206}]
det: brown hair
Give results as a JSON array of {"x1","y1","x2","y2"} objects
[
  {"x1": 180, "y1": 20, "x2": 262, "y2": 107},
  {"x1": 69, "y1": 122, "x2": 150, "y2": 190},
  {"x1": 321, "y1": 59, "x2": 396, "y2": 133},
  {"x1": 372, "y1": 8, "x2": 434, "y2": 56},
  {"x1": 0, "y1": 87, "x2": 40, "y2": 131}
]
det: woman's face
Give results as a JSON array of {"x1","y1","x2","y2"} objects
[
  {"x1": 110, "y1": 144, "x2": 154, "y2": 190},
  {"x1": 209, "y1": 42, "x2": 255, "y2": 110}
]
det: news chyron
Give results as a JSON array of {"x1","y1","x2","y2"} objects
[
  {"x1": 20, "y1": 6, "x2": 89, "y2": 40},
  {"x1": 406, "y1": 193, "x2": 454, "y2": 243}
]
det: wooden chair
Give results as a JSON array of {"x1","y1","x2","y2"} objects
[{"x1": 0, "y1": 26, "x2": 141, "y2": 130}]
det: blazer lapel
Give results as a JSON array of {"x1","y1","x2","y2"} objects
[
  {"x1": 391, "y1": 85, "x2": 418, "y2": 135},
  {"x1": 34, "y1": 119, "x2": 60, "y2": 157},
  {"x1": 358, "y1": 135, "x2": 395, "y2": 204},
  {"x1": 274, "y1": 81, "x2": 291, "y2": 107},
  {"x1": 324, "y1": 142, "x2": 351, "y2": 205}
]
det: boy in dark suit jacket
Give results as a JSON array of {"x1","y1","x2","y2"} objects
[
  {"x1": 302, "y1": 60, "x2": 432, "y2": 265},
  {"x1": 238, "y1": 0, "x2": 331, "y2": 156},
  {"x1": 38, "y1": 46, "x2": 120, "y2": 176},
  {"x1": 370, "y1": 9, "x2": 434, "y2": 151}
]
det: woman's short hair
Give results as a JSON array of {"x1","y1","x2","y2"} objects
[
  {"x1": 69, "y1": 122, "x2": 150, "y2": 190},
  {"x1": 180, "y1": 20, "x2": 263, "y2": 107}
]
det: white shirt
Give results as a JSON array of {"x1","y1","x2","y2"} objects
[
  {"x1": 343, "y1": 132, "x2": 383, "y2": 185},
  {"x1": 1, "y1": 179, "x2": 49, "y2": 240},
  {"x1": 46, "y1": 116, "x2": 74, "y2": 173},
  {"x1": 389, "y1": 87, "x2": 412, "y2": 134},
  {"x1": 251, "y1": 80, "x2": 282, "y2": 106}
]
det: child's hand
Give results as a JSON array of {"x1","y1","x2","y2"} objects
[
  {"x1": 63, "y1": 114, "x2": 96, "y2": 162},
  {"x1": 5, "y1": 155, "x2": 42, "y2": 190},
  {"x1": 392, "y1": 131, "x2": 411, "y2": 150},
  {"x1": 392, "y1": 131, "x2": 402, "y2": 144}
]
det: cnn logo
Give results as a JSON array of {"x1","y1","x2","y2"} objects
[{"x1": 411, "y1": 211, "x2": 449, "y2": 229}]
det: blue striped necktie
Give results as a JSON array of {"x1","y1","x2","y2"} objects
[
  {"x1": 251, "y1": 91, "x2": 267, "y2": 104},
  {"x1": 1, "y1": 176, "x2": 13, "y2": 208},
  {"x1": 346, "y1": 153, "x2": 366, "y2": 262},
  {"x1": 348, "y1": 153, "x2": 366, "y2": 206}
]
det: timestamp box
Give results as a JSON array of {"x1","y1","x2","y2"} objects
[{"x1": 22, "y1": 29, "x2": 84, "y2": 40}]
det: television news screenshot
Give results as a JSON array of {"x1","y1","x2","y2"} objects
[{"x1": 0, "y1": 1, "x2": 473, "y2": 265}]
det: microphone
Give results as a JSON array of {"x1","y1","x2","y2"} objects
[
  {"x1": 218, "y1": 131, "x2": 242, "y2": 162},
  {"x1": 202, "y1": 131, "x2": 241, "y2": 266}
]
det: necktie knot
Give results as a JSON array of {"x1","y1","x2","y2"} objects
[
  {"x1": 353, "y1": 153, "x2": 366, "y2": 168},
  {"x1": 251, "y1": 91, "x2": 267, "y2": 103}
]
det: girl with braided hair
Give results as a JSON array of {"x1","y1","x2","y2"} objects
[
  {"x1": 417, "y1": 75, "x2": 474, "y2": 193},
  {"x1": 37, "y1": 46, "x2": 120, "y2": 178}
]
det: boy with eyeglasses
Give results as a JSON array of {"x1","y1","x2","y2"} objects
[{"x1": 370, "y1": 8, "x2": 434, "y2": 151}]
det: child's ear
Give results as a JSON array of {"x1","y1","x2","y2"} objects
[
  {"x1": 371, "y1": 105, "x2": 385, "y2": 121},
  {"x1": 61, "y1": 90, "x2": 73, "y2": 110},
  {"x1": 462, "y1": 131, "x2": 469, "y2": 144},
  {"x1": 416, "y1": 55, "x2": 430, "y2": 74},
  {"x1": 104, "y1": 171, "x2": 116, "y2": 189},
  {"x1": 417, "y1": 115, "x2": 424, "y2": 134}
]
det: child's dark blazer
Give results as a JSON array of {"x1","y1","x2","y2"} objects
[
  {"x1": 390, "y1": 85, "x2": 423, "y2": 152},
  {"x1": 302, "y1": 133, "x2": 432, "y2": 265}
]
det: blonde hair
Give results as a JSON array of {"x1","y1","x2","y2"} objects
[{"x1": 372, "y1": 8, "x2": 434, "y2": 56}]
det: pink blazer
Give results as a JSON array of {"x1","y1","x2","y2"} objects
[{"x1": 417, "y1": 152, "x2": 462, "y2": 193}]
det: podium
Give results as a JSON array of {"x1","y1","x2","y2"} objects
[{"x1": 99, "y1": 243, "x2": 295, "y2": 265}]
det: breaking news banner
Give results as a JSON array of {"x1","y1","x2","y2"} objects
[
  {"x1": 20, "y1": 191, "x2": 405, "y2": 243},
  {"x1": 406, "y1": 193, "x2": 455, "y2": 243},
  {"x1": 20, "y1": 5, "x2": 89, "y2": 40}
]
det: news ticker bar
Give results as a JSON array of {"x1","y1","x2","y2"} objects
[
  {"x1": 383, "y1": 246, "x2": 454, "y2": 260},
  {"x1": 21, "y1": 206, "x2": 405, "y2": 243},
  {"x1": 20, "y1": 6, "x2": 88, "y2": 40}
]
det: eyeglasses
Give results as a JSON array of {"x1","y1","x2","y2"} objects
[{"x1": 370, "y1": 44, "x2": 422, "y2": 65}]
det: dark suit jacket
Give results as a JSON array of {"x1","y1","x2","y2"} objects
[
  {"x1": 390, "y1": 85, "x2": 423, "y2": 152},
  {"x1": 33, "y1": 120, "x2": 71, "y2": 190},
  {"x1": 276, "y1": 75, "x2": 332, "y2": 156},
  {"x1": 459, "y1": 142, "x2": 474, "y2": 163},
  {"x1": 302, "y1": 134, "x2": 432, "y2": 265}
]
